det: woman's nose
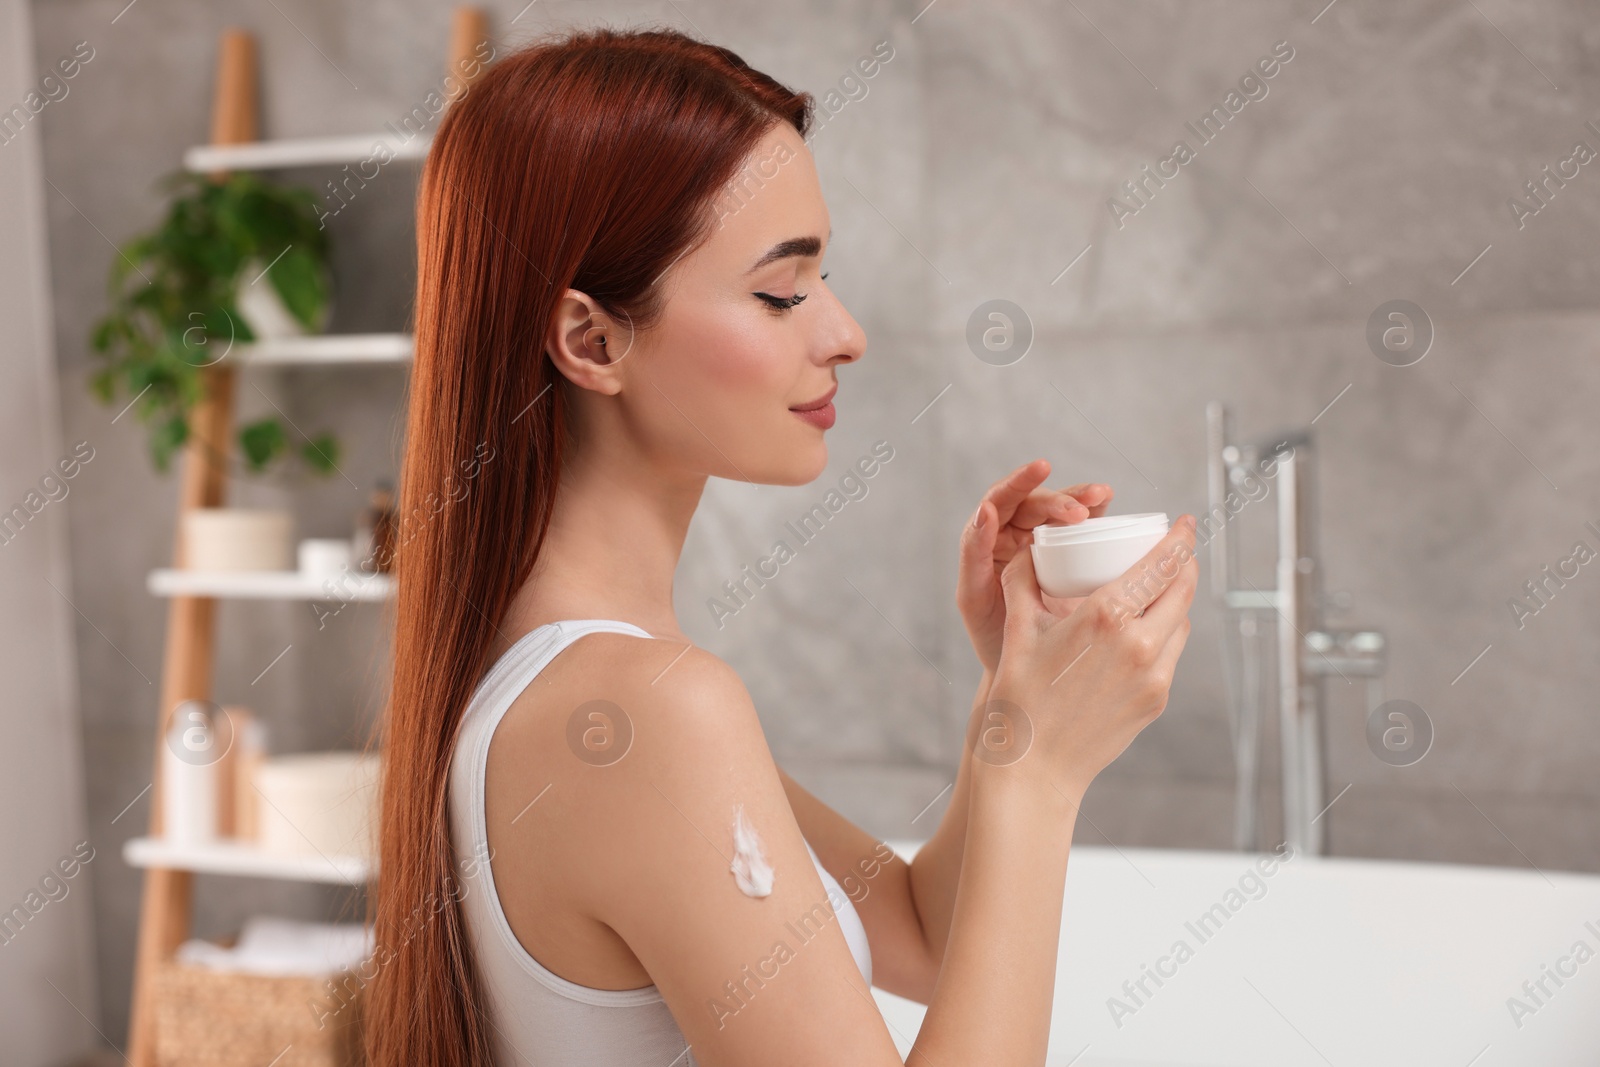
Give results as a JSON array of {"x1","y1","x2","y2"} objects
[{"x1": 823, "y1": 300, "x2": 867, "y2": 366}]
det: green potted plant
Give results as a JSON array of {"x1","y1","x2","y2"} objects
[{"x1": 89, "y1": 169, "x2": 341, "y2": 475}]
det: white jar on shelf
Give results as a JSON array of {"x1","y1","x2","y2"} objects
[
  {"x1": 181, "y1": 508, "x2": 293, "y2": 571},
  {"x1": 253, "y1": 751, "x2": 380, "y2": 859}
]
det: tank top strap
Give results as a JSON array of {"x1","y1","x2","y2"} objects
[{"x1": 473, "y1": 618, "x2": 655, "y2": 719}]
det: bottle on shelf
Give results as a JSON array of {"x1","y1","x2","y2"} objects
[
  {"x1": 215, "y1": 707, "x2": 265, "y2": 840},
  {"x1": 160, "y1": 701, "x2": 220, "y2": 846},
  {"x1": 353, "y1": 479, "x2": 397, "y2": 574}
]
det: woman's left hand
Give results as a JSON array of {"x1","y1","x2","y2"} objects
[{"x1": 957, "y1": 459, "x2": 1113, "y2": 674}]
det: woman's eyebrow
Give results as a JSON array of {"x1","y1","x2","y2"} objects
[{"x1": 744, "y1": 228, "x2": 832, "y2": 275}]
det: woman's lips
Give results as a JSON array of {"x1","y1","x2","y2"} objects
[
  {"x1": 790, "y1": 383, "x2": 837, "y2": 430},
  {"x1": 791, "y1": 402, "x2": 836, "y2": 429}
]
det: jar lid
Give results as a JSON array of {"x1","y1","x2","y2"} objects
[{"x1": 1032, "y1": 512, "x2": 1169, "y2": 547}]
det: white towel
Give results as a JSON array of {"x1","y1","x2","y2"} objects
[{"x1": 175, "y1": 915, "x2": 373, "y2": 976}]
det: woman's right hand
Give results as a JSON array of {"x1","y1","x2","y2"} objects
[{"x1": 980, "y1": 514, "x2": 1199, "y2": 799}]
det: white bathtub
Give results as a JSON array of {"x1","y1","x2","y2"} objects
[{"x1": 873, "y1": 842, "x2": 1600, "y2": 1066}]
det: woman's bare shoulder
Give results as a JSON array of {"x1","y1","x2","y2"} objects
[
  {"x1": 499, "y1": 631, "x2": 760, "y2": 751},
  {"x1": 485, "y1": 631, "x2": 774, "y2": 853},
  {"x1": 479, "y1": 632, "x2": 774, "y2": 987},
  {"x1": 485, "y1": 630, "x2": 782, "y2": 928}
]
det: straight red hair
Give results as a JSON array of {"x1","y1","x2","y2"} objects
[{"x1": 363, "y1": 25, "x2": 813, "y2": 1067}]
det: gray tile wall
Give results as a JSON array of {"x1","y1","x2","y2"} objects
[{"x1": 31, "y1": 0, "x2": 1599, "y2": 1043}]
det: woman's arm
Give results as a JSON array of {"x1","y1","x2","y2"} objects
[
  {"x1": 502, "y1": 522, "x2": 1194, "y2": 1066},
  {"x1": 905, "y1": 663, "x2": 993, "y2": 962},
  {"x1": 513, "y1": 639, "x2": 1100, "y2": 1066},
  {"x1": 780, "y1": 665, "x2": 997, "y2": 1003}
]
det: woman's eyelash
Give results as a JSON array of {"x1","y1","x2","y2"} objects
[{"x1": 756, "y1": 272, "x2": 829, "y2": 312}]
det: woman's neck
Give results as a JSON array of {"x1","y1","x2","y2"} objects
[{"x1": 500, "y1": 437, "x2": 705, "y2": 648}]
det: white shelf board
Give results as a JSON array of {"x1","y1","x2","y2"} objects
[
  {"x1": 148, "y1": 568, "x2": 393, "y2": 601},
  {"x1": 183, "y1": 132, "x2": 432, "y2": 173},
  {"x1": 124, "y1": 835, "x2": 372, "y2": 885},
  {"x1": 235, "y1": 333, "x2": 412, "y2": 366}
]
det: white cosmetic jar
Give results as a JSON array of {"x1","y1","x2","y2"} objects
[
  {"x1": 298, "y1": 537, "x2": 354, "y2": 579},
  {"x1": 1030, "y1": 513, "x2": 1170, "y2": 599},
  {"x1": 181, "y1": 508, "x2": 293, "y2": 571}
]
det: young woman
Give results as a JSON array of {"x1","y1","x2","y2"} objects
[{"x1": 366, "y1": 25, "x2": 1198, "y2": 1067}]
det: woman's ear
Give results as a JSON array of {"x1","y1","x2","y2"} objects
[{"x1": 546, "y1": 289, "x2": 633, "y2": 395}]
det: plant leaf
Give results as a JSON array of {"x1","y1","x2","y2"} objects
[
  {"x1": 238, "y1": 418, "x2": 287, "y2": 472},
  {"x1": 89, "y1": 367, "x2": 115, "y2": 404},
  {"x1": 267, "y1": 247, "x2": 327, "y2": 328},
  {"x1": 150, "y1": 413, "x2": 189, "y2": 472},
  {"x1": 299, "y1": 431, "x2": 340, "y2": 475}
]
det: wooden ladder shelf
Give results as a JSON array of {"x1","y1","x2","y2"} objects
[{"x1": 122, "y1": 11, "x2": 488, "y2": 1065}]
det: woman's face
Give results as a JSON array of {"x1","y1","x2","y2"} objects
[{"x1": 587, "y1": 122, "x2": 867, "y2": 487}]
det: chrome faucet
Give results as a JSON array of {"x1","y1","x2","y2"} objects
[{"x1": 1204, "y1": 401, "x2": 1388, "y2": 855}]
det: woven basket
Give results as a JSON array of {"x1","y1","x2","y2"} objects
[{"x1": 153, "y1": 944, "x2": 364, "y2": 1067}]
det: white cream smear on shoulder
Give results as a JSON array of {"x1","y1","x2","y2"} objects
[{"x1": 729, "y1": 804, "x2": 775, "y2": 898}]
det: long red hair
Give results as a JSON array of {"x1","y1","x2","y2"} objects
[{"x1": 363, "y1": 25, "x2": 813, "y2": 1066}]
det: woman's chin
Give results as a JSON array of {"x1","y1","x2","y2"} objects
[{"x1": 764, "y1": 438, "x2": 829, "y2": 486}]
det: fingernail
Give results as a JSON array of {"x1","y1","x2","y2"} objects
[{"x1": 973, "y1": 504, "x2": 987, "y2": 529}]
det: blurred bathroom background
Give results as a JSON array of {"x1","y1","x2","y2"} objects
[{"x1": 4, "y1": 0, "x2": 1599, "y2": 1060}]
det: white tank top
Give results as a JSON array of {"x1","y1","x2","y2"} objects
[{"x1": 447, "y1": 618, "x2": 873, "y2": 1066}]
